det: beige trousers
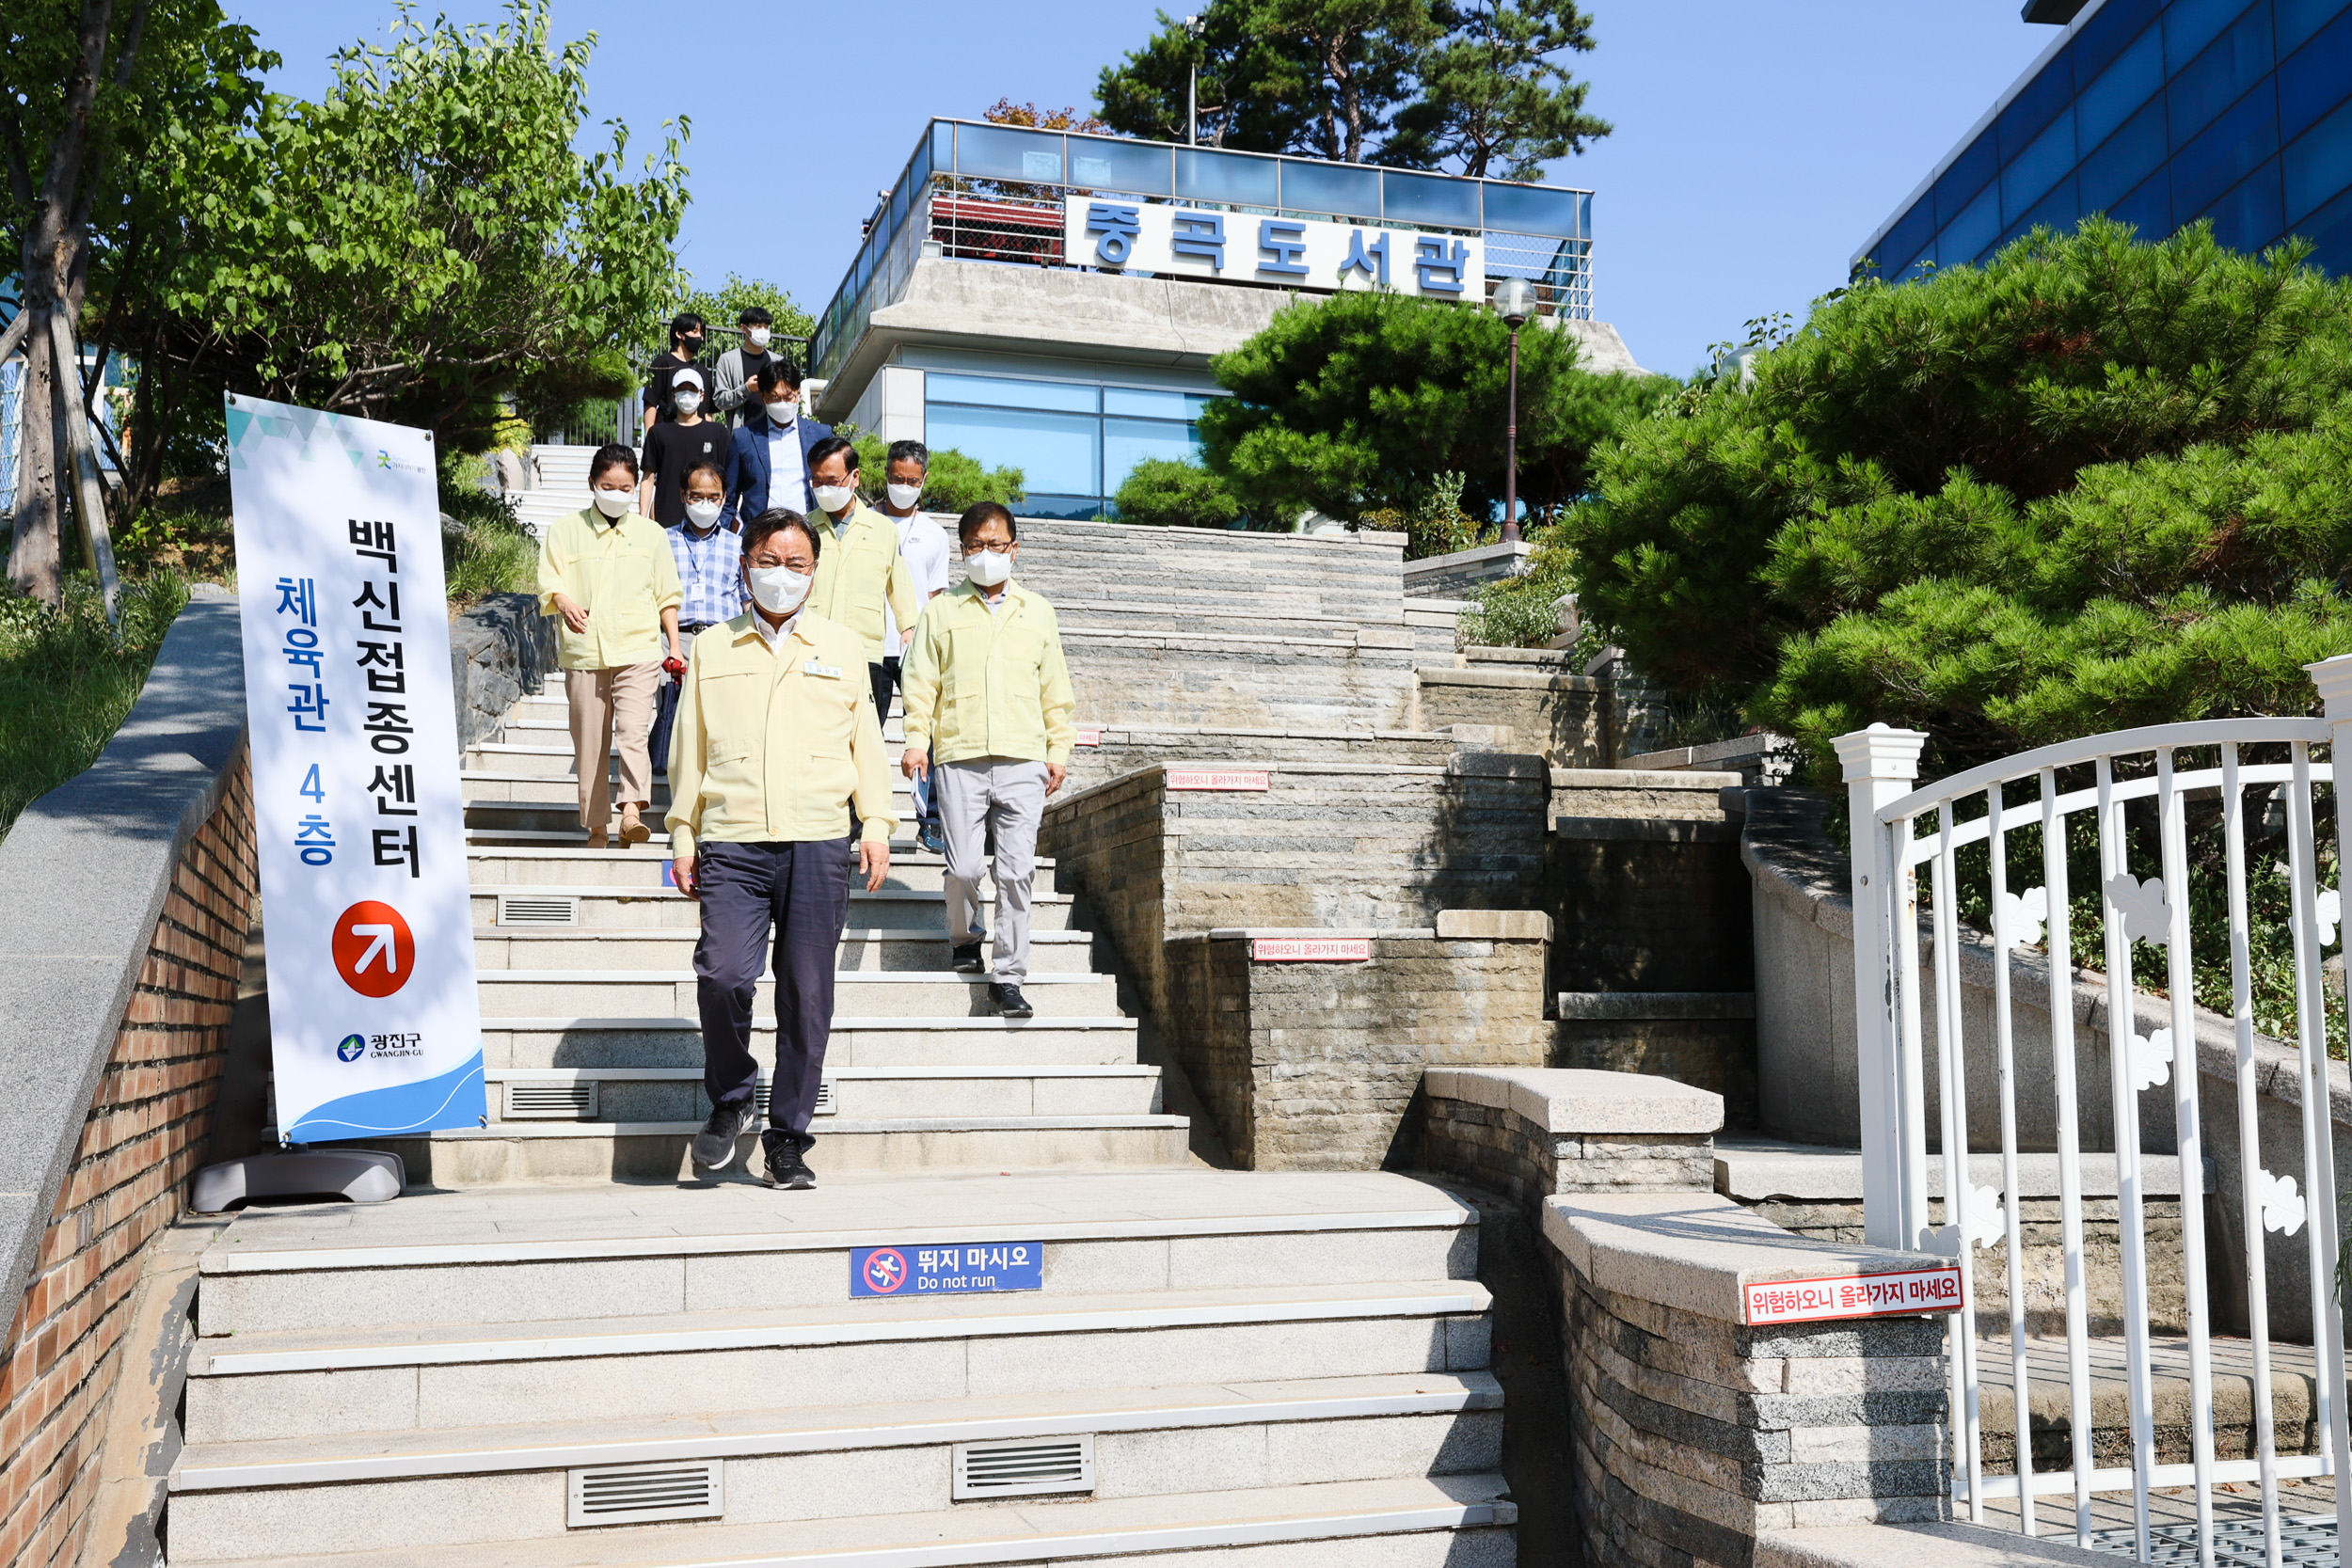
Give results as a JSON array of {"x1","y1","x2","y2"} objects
[{"x1": 566, "y1": 662, "x2": 661, "y2": 830}]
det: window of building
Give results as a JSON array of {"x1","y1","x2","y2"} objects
[{"x1": 923, "y1": 372, "x2": 1219, "y2": 520}]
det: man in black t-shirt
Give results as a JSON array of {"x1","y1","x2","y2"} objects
[
  {"x1": 641, "y1": 311, "x2": 708, "y2": 435},
  {"x1": 640, "y1": 369, "x2": 736, "y2": 528}
]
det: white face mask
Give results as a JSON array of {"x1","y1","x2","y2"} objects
[
  {"x1": 673, "y1": 388, "x2": 703, "y2": 414},
  {"x1": 764, "y1": 398, "x2": 796, "y2": 425},
  {"x1": 747, "y1": 327, "x2": 771, "y2": 348},
  {"x1": 885, "y1": 482, "x2": 923, "y2": 510},
  {"x1": 745, "y1": 563, "x2": 813, "y2": 615},
  {"x1": 812, "y1": 483, "x2": 856, "y2": 515},
  {"x1": 684, "y1": 498, "x2": 723, "y2": 529},
  {"x1": 964, "y1": 548, "x2": 1011, "y2": 588},
  {"x1": 592, "y1": 488, "x2": 632, "y2": 518}
]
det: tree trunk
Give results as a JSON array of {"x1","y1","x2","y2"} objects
[{"x1": 8, "y1": 317, "x2": 64, "y2": 602}]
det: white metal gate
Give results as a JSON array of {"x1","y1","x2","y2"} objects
[{"x1": 1838, "y1": 654, "x2": 2352, "y2": 1565}]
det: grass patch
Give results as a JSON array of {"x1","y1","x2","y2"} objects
[
  {"x1": 440, "y1": 466, "x2": 541, "y2": 610},
  {"x1": 0, "y1": 572, "x2": 191, "y2": 842}
]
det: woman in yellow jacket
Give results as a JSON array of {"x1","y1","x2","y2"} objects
[{"x1": 538, "y1": 444, "x2": 684, "y2": 847}]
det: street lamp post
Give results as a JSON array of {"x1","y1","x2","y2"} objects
[
  {"x1": 1493, "y1": 276, "x2": 1534, "y2": 546},
  {"x1": 1185, "y1": 15, "x2": 1203, "y2": 146}
]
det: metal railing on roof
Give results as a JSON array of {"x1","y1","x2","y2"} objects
[{"x1": 812, "y1": 118, "x2": 1597, "y2": 384}]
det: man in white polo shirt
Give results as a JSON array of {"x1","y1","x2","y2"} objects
[{"x1": 875, "y1": 439, "x2": 954, "y2": 852}]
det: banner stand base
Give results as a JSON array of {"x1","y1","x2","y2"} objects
[{"x1": 192, "y1": 1149, "x2": 405, "y2": 1212}]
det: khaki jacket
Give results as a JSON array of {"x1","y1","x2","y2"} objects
[
  {"x1": 899, "y1": 580, "x2": 1077, "y2": 768},
  {"x1": 664, "y1": 610, "x2": 900, "y2": 856},
  {"x1": 537, "y1": 507, "x2": 682, "y2": 670},
  {"x1": 808, "y1": 499, "x2": 919, "y2": 663}
]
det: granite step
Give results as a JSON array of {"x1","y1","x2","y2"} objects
[
  {"x1": 470, "y1": 885, "x2": 1075, "y2": 932},
  {"x1": 171, "y1": 1473, "x2": 1513, "y2": 1568},
  {"x1": 167, "y1": 1375, "x2": 1502, "y2": 1560},
  {"x1": 470, "y1": 927, "x2": 1099, "y2": 973},
  {"x1": 473, "y1": 971, "x2": 1120, "y2": 1019},
  {"x1": 180, "y1": 1279, "x2": 1492, "y2": 1443},
  {"x1": 190, "y1": 1170, "x2": 1478, "y2": 1335},
  {"x1": 477, "y1": 1063, "x2": 1163, "y2": 1127},
  {"x1": 466, "y1": 846, "x2": 1038, "y2": 895},
  {"x1": 481, "y1": 1015, "x2": 1140, "y2": 1069}
]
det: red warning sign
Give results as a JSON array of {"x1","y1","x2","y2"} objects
[{"x1": 332, "y1": 900, "x2": 415, "y2": 998}]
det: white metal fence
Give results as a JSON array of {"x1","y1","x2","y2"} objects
[{"x1": 1839, "y1": 654, "x2": 2352, "y2": 1565}]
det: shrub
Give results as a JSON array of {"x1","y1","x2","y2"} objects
[
  {"x1": 1111, "y1": 457, "x2": 1243, "y2": 528},
  {"x1": 848, "y1": 434, "x2": 1025, "y2": 514},
  {"x1": 0, "y1": 573, "x2": 190, "y2": 841}
]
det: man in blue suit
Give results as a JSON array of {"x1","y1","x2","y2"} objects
[{"x1": 725, "y1": 362, "x2": 835, "y2": 522}]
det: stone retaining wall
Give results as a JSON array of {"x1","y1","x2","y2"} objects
[
  {"x1": 1404, "y1": 1066, "x2": 1720, "y2": 1212},
  {"x1": 0, "y1": 600, "x2": 255, "y2": 1568},
  {"x1": 1415, "y1": 663, "x2": 1606, "y2": 767},
  {"x1": 449, "y1": 592, "x2": 557, "y2": 750},
  {"x1": 1162, "y1": 916, "x2": 1553, "y2": 1169}
]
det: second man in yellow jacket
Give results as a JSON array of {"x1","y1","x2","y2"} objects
[
  {"x1": 898, "y1": 502, "x2": 1076, "y2": 1019},
  {"x1": 803, "y1": 435, "x2": 919, "y2": 730}
]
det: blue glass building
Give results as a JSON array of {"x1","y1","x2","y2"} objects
[{"x1": 1854, "y1": 0, "x2": 2352, "y2": 281}]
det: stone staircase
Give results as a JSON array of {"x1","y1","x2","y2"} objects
[
  {"x1": 509, "y1": 443, "x2": 598, "y2": 537},
  {"x1": 155, "y1": 518, "x2": 1527, "y2": 1562}
]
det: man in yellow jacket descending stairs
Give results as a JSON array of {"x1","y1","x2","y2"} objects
[
  {"x1": 898, "y1": 501, "x2": 1076, "y2": 1021},
  {"x1": 664, "y1": 507, "x2": 899, "y2": 1190}
]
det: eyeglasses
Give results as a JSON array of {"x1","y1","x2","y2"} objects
[{"x1": 963, "y1": 541, "x2": 1013, "y2": 555}]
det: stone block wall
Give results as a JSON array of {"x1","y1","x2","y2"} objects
[
  {"x1": 1059, "y1": 626, "x2": 1422, "y2": 733},
  {"x1": 1041, "y1": 756, "x2": 1553, "y2": 1030},
  {"x1": 1065, "y1": 725, "x2": 1469, "y2": 794},
  {"x1": 1164, "y1": 916, "x2": 1554, "y2": 1169},
  {"x1": 0, "y1": 769, "x2": 254, "y2": 1566},
  {"x1": 1415, "y1": 663, "x2": 1606, "y2": 768},
  {"x1": 1404, "y1": 1067, "x2": 1723, "y2": 1212}
]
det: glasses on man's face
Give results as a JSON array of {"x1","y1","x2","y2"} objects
[{"x1": 964, "y1": 541, "x2": 1014, "y2": 556}]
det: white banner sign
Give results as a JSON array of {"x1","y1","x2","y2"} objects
[
  {"x1": 1064, "y1": 201, "x2": 1484, "y2": 298},
  {"x1": 1740, "y1": 1265, "x2": 1963, "y2": 1327},
  {"x1": 227, "y1": 394, "x2": 485, "y2": 1144}
]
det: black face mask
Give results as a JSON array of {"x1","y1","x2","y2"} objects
[{"x1": 679, "y1": 337, "x2": 705, "y2": 356}]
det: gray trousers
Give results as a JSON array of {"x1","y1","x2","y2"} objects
[{"x1": 934, "y1": 758, "x2": 1047, "y2": 983}]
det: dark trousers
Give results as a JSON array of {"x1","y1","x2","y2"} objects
[
  {"x1": 649, "y1": 623, "x2": 715, "y2": 777},
  {"x1": 693, "y1": 836, "x2": 851, "y2": 1141},
  {"x1": 868, "y1": 659, "x2": 896, "y2": 723}
]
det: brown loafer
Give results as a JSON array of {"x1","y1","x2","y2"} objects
[{"x1": 619, "y1": 805, "x2": 651, "y2": 846}]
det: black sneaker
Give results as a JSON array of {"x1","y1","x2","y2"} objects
[
  {"x1": 760, "y1": 1130, "x2": 817, "y2": 1190},
  {"x1": 691, "y1": 1098, "x2": 755, "y2": 1170},
  {"x1": 991, "y1": 982, "x2": 1034, "y2": 1019},
  {"x1": 951, "y1": 941, "x2": 987, "y2": 974},
  {"x1": 917, "y1": 821, "x2": 946, "y2": 855}
]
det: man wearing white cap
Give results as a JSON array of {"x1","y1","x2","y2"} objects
[{"x1": 640, "y1": 366, "x2": 734, "y2": 530}]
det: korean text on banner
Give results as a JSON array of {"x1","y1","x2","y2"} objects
[{"x1": 227, "y1": 393, "x2": 485, "y2": 1143}]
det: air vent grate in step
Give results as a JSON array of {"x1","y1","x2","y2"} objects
[
  {"x1": 568, "y1": 1460, "x2": 723, "y2": 1528},
  {"x1": 952, "y1": 1435, "x2": 1094, "y2": 1500},
  {"x1": 497, "y1": 893, "x2": 580, "y2": 927},
  {"x1": 505, "y1": 1081, "x2": 598, "y2": 1119},
  {"x1": 754, "y1": 1080, "x2": 834, "y2": 1117}
]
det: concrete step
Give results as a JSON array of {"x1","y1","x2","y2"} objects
[
  {"x1": 474, "y1": 971, "x2": 1120, "y2": 1018},
  {"x1": 468, "y1": 743, "x2": 928, "y2": 783},
  {"x1": 191, "y1": 1170, "x2": 1477, "y2": 1335},
  {"x1": 482, "y1": 1016, "x2": 1141, "y2": 1069},
  {"x1": 171, "y1": 1473, "x2": 1513, "y2": 1568},
  {"x1": 478, "y1": 1064, "x2": 1164, "y2": 1125},
  {"x1": 472, "y1": 886, "x2": 1075, "y2": 932},
  {"x1": 471, "y1": 927, "x2": 1100, "y2": 973},
  {"x1": 466, "y1": 846, "x2": 1036, "y2": 895},
  {"x1": 168, "y1": 1375, "x2": 1502, "y2": 1560},
  {"x1": 495, "y1": 711, "x2": 913, "y2": 744},
  {"x1": 181, "y1": 1278, "x2": 1493, "y2": 1443},
  {"x1": 348, "y1": 1114, "x2": 1194, "y2": 1186}
]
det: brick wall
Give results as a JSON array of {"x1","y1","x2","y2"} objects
[{"x1": 0, "y1": 754, "x2": 254, "y2": 1568}]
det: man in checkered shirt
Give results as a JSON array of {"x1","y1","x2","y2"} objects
[{"x1": 651, "y1": 459, "x2": 747, "y2": 776}]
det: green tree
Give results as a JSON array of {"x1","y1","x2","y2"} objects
[
  {"x1": 3, "y1": 0, "x2": 274, "y2": 602},
  {"x1": 160, "y1": 1, "x2": 686, "y2": 454},
  {"x1": 1095, "y1": 0, "x2": 1423, "y2": 163},
  {"x1": 1201, "y1": 288, "x2": 1666, "y2": 524},
  {"x1": 848, "y1": 433, "x2": 1026, "y2": 515},
  {"x1": 1385, "y1": 0, "x2": 1611, "y2": 179},
  {"x1": 1112, "y1": 456, "x2": 1246, "y2": 528},
  {"x1": 1565, "y1": 218, "x2": 2352, "y2": 782}
]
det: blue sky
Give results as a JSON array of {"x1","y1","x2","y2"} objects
[{"x1": 223, "y1": 1, "x2": 2054, "y2": 377}]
